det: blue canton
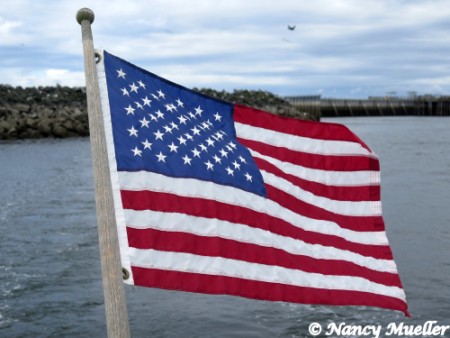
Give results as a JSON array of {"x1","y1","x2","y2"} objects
[{"x1": 103, "y1": 51, "x2": 266, "y2": 196}]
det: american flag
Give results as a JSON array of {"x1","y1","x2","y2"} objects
[{"x1": 97, "y1": 50, "x2": 408, "y2": 316}]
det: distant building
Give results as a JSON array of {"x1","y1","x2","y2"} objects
[{"x1": 285, "y1": 95, "x2": 321, "y2": 102}]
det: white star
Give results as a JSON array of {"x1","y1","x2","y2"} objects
[
  {"x1": 185, "y1": 133, "x2": 194, "y2": 141},
  {"x1": 178, "y1": 115, "x2": 188, "y2": 125},
  {"x1": 239, "y1": 156, "x2": 247, "y2": 163},
  {"x1": 156, "y1": 110, "x2": 164, "y2": 119},
  {"x1": 212, "y1": 131, "x2": 223, "y2": 141},
  {"x1": 199, "y1": 144, "x2": 208, "y2": 152},
  {"x1": 156, "y1": 152, "x2": 167, "y2": 162},
  {"x1": 131, "y1": 147, "x2": 142, "y2": 156},
  {"x1": 188, "y1": 112, "x2": 197, "y2": 119},
  {"x1": 219, "y1": 149, "x2": 228, "y2": 158},
  {"x1": 139, "y1": 117, "x2": 150, "y2": 128},
  {"x1": 176, "y1": 98, "x2": 184, "y2": 107},
  {"x1": 206, "y1": 138, "x2": 215, "y2": 147},
  {"x1": 182, "y1": 155, "x2": 192, "y2": 165},
  {"x1": 232, "y1": 160, "x2": 241, "y2": 170},
  {"x1": 170, "y1": 122, "x2": 179, "y2": 130},
  {"x1": 135, "y1": 101, "x2": 143, "y2": 110},
  {"x1": 129, "y1": 82, "x2": 139, "y2": 93},
  {"x1": 228, "y1": 141, "x2": 237, "y2": 149},
  {"x1": 127, "y1": 126, "x2": 138, "y2": 137},
  {"x1": 121, "y1": 88, "x2": 130, "y2": 96},
  {"x1": 117, "y1": 69, "x2": 126, "y2": 79},
  {"x1": 149, "y1": 114, "x2": 158, "y2": 122},
  {"x1": 192, "y1": 148, "x2": 201, "y2": 158},
  {"x1": 177, "y1": 136, "x2": 187, "y2": 145},
  {"x1": 168, "y1": 143, "x2": 179, "y2": 153},
  {"x1": 163, "y1": 125, "x2": 173, "y2": 134},
  {"x1": 151, "y1": 93, "x2": 159, "y2": 100},
  {"x1": 138, "y1": 80, "x2": 146, "y2": 88},
  {"x1": 213, "y1": 155, "x2": 222, "y2": 164},
  {"x1": 142, "y1": 96, "x2": 152, "y2": 106},
  {"x1": 125, "y1": 105, "x2": 135, "y2": 115},
  {"x1": 165, "y1": 103, "x2": 176, "y2": 113},
  {"x1": 244, "y1": 172, "x2": 253, "y2": 182},
  {"x1": 191, "y1": 126, "x2": 201, "y2": 135},
  {"x1": 201, "y1": 122, "x2": 211, "y2": 130},
  {"x1": 157, "y1": 90, "x2": 165, "y2": 99},
  {"x1": 154, "y1": 130, "x2": 164, "y2": 140},
  {"x1": 225, "y1": 167, "x2": 234, "y2": 176},
  {"x1": 205, "y1": 161, "x2": 214, "y2": 171},
  {"x1": 214, "y1": 112, "x2": 222, "y2": 121},
  {"x1": 195, "y1": 106, "x2": 203, "y2": 116},
  {"x1": 142, "y1": 139, "x2": 152, "y2": 149}
]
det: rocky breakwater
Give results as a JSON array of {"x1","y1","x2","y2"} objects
[
  {"x1": 0, "y1": 85, "x2": 319, "y2": 140},
  {"x1": 196, "y1": 88, "x2": 320, "y2": 121},
  {"x1": 0, "y1": 85, "x2": 88, "y2": 139}
]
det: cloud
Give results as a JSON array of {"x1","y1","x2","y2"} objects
[
  {"x1": 0, "y1": 67, "x2": 85, "y2": 87},
  {"x1": 0, "y1": 17, "x2": 21, "y2": 34},
  {"x1": 0, "y1": 0, "x2": 449, "y2": 98},
  {"x1": 0, "y1": 16, "x2": 28, "y2": 45}
]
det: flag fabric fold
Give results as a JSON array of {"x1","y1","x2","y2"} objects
[{"x1": 96, "y1": 50, "x2": 408, "y2": 316}]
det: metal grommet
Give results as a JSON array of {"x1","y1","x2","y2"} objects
[
  {"x1": 122, "y1": 268, "x2": 130, "y2": 280},
  {"x1": 95, "y1": 51, "x2": 102, "y2": 64}
]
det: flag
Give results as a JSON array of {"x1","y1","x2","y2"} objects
[{"x1": 96, "y1": 50, "x2": 409, "y2": 316}]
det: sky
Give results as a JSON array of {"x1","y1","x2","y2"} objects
[{"x1": 1, "y1": 0, "x2": 450, "y2": 98}]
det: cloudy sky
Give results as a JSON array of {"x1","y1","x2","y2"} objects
[{"x1": 1, "y1": 0, "x2": 449, "y2": 98}]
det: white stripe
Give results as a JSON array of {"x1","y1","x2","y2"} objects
[
  {"x1": 235, "y1": 122, "x2": 375, "y2": 157},
  {"x1": 130, "y1": 248, "x2": 406, "y2": 301},
  {"x1": 261, "y1": 171, "x2": 381, "y2": 216},
  {"x1": 125, "y1": 209, "x2": 397, "y2": 273},
  {"x1": 118, "y1": 171, "x2": 389, "y2": 246},
  {"x1": 250, "y1": 148, "x2": 380, "y2": 187}
]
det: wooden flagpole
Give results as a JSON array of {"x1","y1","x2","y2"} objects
[{"x1": 76, "y1": 8, "x2": 131, "y2": 338}]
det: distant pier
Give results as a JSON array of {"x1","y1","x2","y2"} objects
[{"x1": 285, "y1": 95, "x2": 450, "y2": 117}]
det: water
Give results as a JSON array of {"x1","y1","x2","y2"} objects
[{"x1": 0, "y1": 117, "x2": 449, "y2": 337}]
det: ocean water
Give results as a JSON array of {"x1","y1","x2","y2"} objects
[{"x1": 0, "y1": 116, "x2": 449, "y2": 337}]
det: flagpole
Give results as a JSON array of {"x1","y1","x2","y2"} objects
[{"x1": 76, "y1": 8, "x2": 131, "y2": 338}]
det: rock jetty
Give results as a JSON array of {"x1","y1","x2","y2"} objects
[
  {"x1": 194, "y1": 88, "x2": 320, "y2": 121},
  {"x1": 0, "y1": 85, "x2": 88, "y2": 139},
  {"x1": 0, "y1": 85, "x2": 318, "y2": 140}
]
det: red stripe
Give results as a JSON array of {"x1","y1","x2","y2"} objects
[
  {"x1": 121, "y1": 190, "x2": 393, "y2": 260},
  {"x1": 239, "y1": 137, "x2": 379, "y2": 172},
  {"x1": 266, "y1": 185, "x2": 385, "y2": 232},
  {"x1": 127, "y1": 228, "x2": 402, "y2": 287},
  {"x1": 255, "y1": 157, "x2": 380, "y2": 202},
  {"x1": 131, "y1": 267, "x2": 409, "y2": 316},
  {"x1": 234, "y1": 104, "x2": 372, "y2": 150}
]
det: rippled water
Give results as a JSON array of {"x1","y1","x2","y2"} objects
[{"x1": 1, "y1": 117, "x2": 449, "y2": 337}]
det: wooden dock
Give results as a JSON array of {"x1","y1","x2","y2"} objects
[{"x1": 285, "y1": 96, "x2": 450, "y2": 117}]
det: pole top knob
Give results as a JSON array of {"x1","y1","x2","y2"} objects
[{"x1": 76, "y1": 8, "x2": 95, "y2": 25}]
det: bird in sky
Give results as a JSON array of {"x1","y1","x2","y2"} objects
[{"x1": 287, "y1": 25, "x2": 296, "y2": 31}]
